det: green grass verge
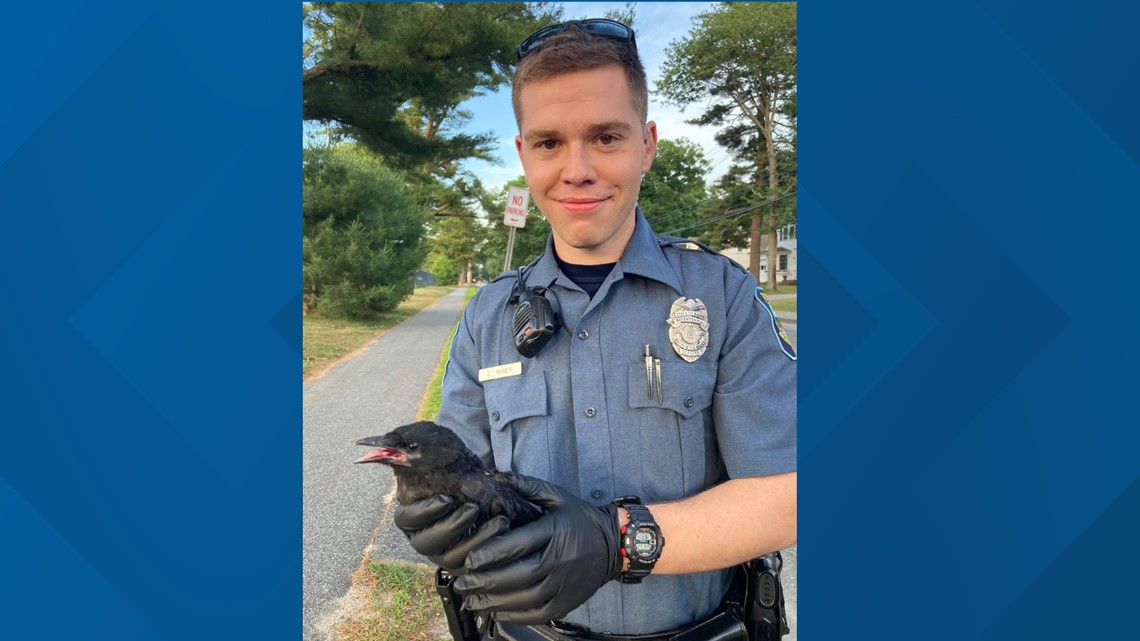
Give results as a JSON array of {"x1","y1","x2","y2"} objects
[
  {"x1": 337, "y1": 560, "x2": 448, "y2": 641},
  {"x1": 766, "y1": 283, "x2": 797, "y2": 295},
  {"x1": 419, "y1": 286, "x2": 478, "y2": 421},
  {"x1": 771, "y1": 298, "x2": 797, "y2": 314},
  {"x1": 303, "y1": 286, "x2": 455, "y2": 380}
]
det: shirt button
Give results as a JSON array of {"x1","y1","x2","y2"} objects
[
  {"x1": 577, "y1": 329, "x2": 590, "y2": 340},
  {"x1": 684, "y1": 396, "x2": 694, "y2": 408},
  {"x1": 591, "y1": 489, "x2": 603, "y2": 499},
  {"x1": 585, "y1": 407, "x2": 597, "y2": 418},
  {"x1": 491, "y1": 411, "x2": 500, "y2": 421}
]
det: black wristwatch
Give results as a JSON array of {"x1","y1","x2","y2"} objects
[{"x1": 612, "y1": 496, "x2": 664, "y2": 583}]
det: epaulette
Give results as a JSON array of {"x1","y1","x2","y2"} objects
[{"x1": 656, "y1": 236, "x2": 751, "y2": 276}]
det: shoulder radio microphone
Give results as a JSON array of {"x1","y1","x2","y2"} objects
[{"x1": 508, "y1": 265, "x2": 561, "y2": 358}]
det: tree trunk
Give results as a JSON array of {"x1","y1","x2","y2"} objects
[
  {"x1": 764, "y1": 114, "x2": 781, "y2": 292},
  {"x1": 749, "y1": 211, "x2": 762, "y2": 280},
  {"x1": 767, "y1": 229, "x2": 779, "y2": 291}
]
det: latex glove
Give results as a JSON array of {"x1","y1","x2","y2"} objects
[
  {"x1": 452, "y1": 474, "x2": 622, "y2": 623},
  {"x1": 393, "y1": 495, "x2": 509, "y2": 575}
]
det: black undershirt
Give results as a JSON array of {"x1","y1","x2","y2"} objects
[{"x1": 555, "y1": 255, "x2": 616, "y2": 299}]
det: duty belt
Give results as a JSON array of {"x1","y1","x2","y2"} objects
[{"x1": 494, "y1": 605, "x2": 746, "y2": 641}]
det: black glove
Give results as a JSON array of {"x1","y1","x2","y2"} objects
[
  {"x1": 451, "y1": 474, "x2": 623, "y2": 624},
  {"x1": 393, "y1": 495, "x2": 510, "y2": 575}
]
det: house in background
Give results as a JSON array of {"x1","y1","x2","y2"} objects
[
  {"x1": 718, "y1": 223, "x2": 797, "y2": 283},
  {"x1": 414, "y1": 271, "x2": 436, "y2": 287}
]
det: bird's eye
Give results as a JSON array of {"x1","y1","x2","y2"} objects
[{"x1": 407, "y1": 442, "x2": 419, "y2": 451}]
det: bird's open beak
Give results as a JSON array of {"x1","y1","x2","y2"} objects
[{"x1": 354, "y1": 435, "x2": 410, "y2": 465}]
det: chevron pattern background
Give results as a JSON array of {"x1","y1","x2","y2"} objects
[
  {"x1": 800, "y1": 0, "x2": 1140, "y2": 637},
  {"x1": 0, "y1": 2, "x2": 299, "y2": 639},
  {"x1": 1, "y1": 1, "x2": 1138, "y2": 640}
]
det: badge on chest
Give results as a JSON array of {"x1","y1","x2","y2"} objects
[{"x1": 666, "y1": 297, "x2": 709, "y2": 363}]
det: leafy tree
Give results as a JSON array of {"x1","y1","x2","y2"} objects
[
  {"x1": 657, "y1": 2, "x2": 796, "y2": 288},
  {"x1": 303, "y1": 145, "x2": 428, "y2": 316},
  {"x1": 638, "y1": 138, "x2": 710, "y2": 235},
  {"x1": 303, "y1": 2, "x2": 559, "y2": 168},
  {"x1": 425, "y1": 208, "x2": 483, "y2": 286},
  {"x1": 695, "y1": 166, "x2": 757, "y2": 250},
  {"x1": 602, "y1": 2, "x2": 636, "y2": 26}
]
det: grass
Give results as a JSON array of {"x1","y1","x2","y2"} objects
[
  {"x1": 771, "y1": 298, "x2": 797, "y2": 314},
  {"x1": 766, "y1": 283, "x2": 797, "y2": 295},
  {"x1": 418, "y1": 286, "x2": 477, "y2": 421},
  {"x1": 304, "y1": 286, "x2": 455, "y2": 380},
  {"x1": 336, "y1": 559, "x2": 449, "y2": 641}
]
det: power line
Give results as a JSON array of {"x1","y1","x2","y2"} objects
[
  {"x1": 641, "y1": 181, "x2": 756, "y2": 229},
  {"x1": 660, "y1": 192, "x2": 796, "y2": 237}
]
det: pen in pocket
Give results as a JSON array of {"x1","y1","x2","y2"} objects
[
  {"x1": 644, "y1": 345, "x2": 654, "y2": 399},
  {"x1": 654, "y1": 358, "x2": 662, "y2": 404}
]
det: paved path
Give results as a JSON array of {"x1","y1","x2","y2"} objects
[{"x1": 303, "y1": 288, "x2": 468, "y2": 641}]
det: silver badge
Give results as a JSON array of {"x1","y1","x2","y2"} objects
[{"x1": 667, "y1": 297, "x2": 709, "y2": 362}]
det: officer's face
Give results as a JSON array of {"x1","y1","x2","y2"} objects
[{"x1": 515, "y1": 65, "x2": 657, "y2": 264}]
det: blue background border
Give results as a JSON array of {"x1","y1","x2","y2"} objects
[
  {"x1": 1, "y1": 1, "x2": 298, "y2": 638},
  {"x1": 801, "y1": 0, "x2": 1140, "y2": 638},
  {"x1": 2, "y1": 1, "x2": 1138, "y2": 639}
]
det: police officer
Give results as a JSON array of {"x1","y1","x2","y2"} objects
[{"x1": 394, "y1": 18, "x2": 796, "y2": 640}]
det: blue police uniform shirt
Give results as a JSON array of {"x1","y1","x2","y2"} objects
[{"x1": 436, "y1": 208, "x2": 797, "y2": 635}]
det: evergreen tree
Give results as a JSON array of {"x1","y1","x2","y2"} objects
[
  {"x1": 302, "y1": 145, "x2": 428, "y2": 316},
  {"x1": 303, "y1": 2, "x2": 559, "y2": 167}
]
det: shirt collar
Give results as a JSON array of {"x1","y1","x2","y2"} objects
[{"x1": 525, "y1": 207, "x2": 683, "y2": 296}]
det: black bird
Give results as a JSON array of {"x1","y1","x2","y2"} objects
[{"x1": 354, "y1": 421, "x2": 541, "y2": 529}]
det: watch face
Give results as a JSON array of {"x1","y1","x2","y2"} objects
[{"x1": 633, "y1": 527, "x2": 658, "y2": 556}]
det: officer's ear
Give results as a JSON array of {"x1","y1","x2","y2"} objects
[{"x1": 641, "y1": 121, "x2": 658, "y2": 173}]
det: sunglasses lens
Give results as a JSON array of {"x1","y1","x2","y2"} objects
[
  {"x1": 518, "y1": 24, "x2": 559, "y2": 57},
  {"x1": 582, "y1": 21, "x2": 632, "y2": 39},
  {"x1": 517, "y1": 19, "x2": 633, "y2": 60}
]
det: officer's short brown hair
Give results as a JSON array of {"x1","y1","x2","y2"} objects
[{"x1": 512, "y1": 24, "x2": 648, "y2": 128}]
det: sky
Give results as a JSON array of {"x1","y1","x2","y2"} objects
[{"x1": 459, "y1": 2, "x2": 733, "y2": 193}]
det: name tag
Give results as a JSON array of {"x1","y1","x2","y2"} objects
[{"x1": 478, "y1": 362, "x2": 522, "y2": 382}]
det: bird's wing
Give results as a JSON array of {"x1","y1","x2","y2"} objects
[
  {"x1": 458, "y1": 474, "x2": 492, "y2": 505},
  {"x1": 488, "y1": 472, "x2": 542, "y2": 528}
]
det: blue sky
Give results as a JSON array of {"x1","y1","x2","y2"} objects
[{"x1": 459, "y1": 2, "x2": 732, "y2": 193}]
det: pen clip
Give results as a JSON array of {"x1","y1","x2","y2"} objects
[{"x1": 654, "y1": 358, "x2": 662, "y2": 404}]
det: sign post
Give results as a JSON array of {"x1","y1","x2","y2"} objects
[{"x1": 502, "y1": 186, "x2": 530, "y2": 271}]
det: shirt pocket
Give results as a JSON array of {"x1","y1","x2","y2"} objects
[
  {"x1": 627, "y1": 358, "x2": 717, "y2": 502},
  {"x1": 483, "y1": 370, "x2": 550, "y2": 477}
]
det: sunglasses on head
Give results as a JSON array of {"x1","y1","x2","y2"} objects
[{"x1": 516, "y1": 18, "x2": 636, "y2": 61}]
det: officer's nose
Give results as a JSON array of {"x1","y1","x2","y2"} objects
[{"x1": 560, "y1": 144, "x2": 597, "y2": 185}]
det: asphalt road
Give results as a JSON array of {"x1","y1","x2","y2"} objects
[
  {"x1": 303, "y1": 287, "x2": 469, "y2": 641},
  {"x1": 303, "y1": 287, "x2": 799, "y2": 641}
]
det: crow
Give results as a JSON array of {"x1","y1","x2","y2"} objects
[{"x1": 354, "y1": 421, "x2": 541, "y2": 529}]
